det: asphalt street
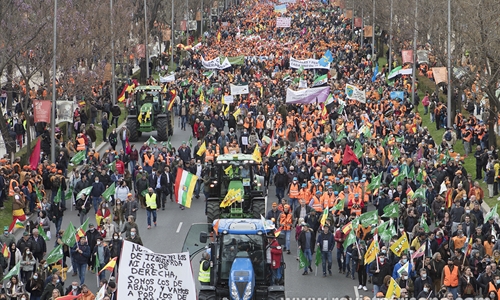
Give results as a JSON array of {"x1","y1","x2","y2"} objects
[{"x1": 45, "y1": 118, "x2": 369, "y2": 299}]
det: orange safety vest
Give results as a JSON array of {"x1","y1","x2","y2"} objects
[
  {"x1": 299, "y1": 189, "x2": 312, "y2": 203},
  {"x1": 205, "y1": 150, "x2": 215, "y2": 162},
  {"x1": 143, "y1": 154, "x2": 154, "y2": 167},
  {"x1": 288, "y1": 183, "x2": 300, "y2": 198},
  {"x1": 321, "y1": 192, "x2": 335, "y2": 209},
  {"x1": 76, "y1": 138, "x2": 86, "y2": 151},
  {"x1": 9, "y1": 179, "x2": 19, "y2": 196},
  {"x1": 309, "y1": 196, "x2": 323, "y2": 212},
  {"x1": 279, "y1": 212, "x2": 293, "y2": 230},
  {"x1": 489, "y1": 282, "x2": 500, "y2": 299},
  {"x1": 443, "y1": 265, "x2": 459, "y2": 287}
]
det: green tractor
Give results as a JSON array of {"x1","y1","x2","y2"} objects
[
  {"x1": 126, "y1": 85, "x2": 174, "y2": 142},
  {"x1": 205, "y1": 154, "x2": 266, "y2": 223}
]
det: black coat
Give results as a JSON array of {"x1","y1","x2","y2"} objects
[
  {"x1": 370, "y1": 259, "x2": 393, "y2": 286},
  {"x1": 298, "y1": 229, "x2": 316, "y2": 252}
]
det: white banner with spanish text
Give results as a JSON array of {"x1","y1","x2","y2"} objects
[
  {"x1": 230, "y1": 84, "x2": 249, "y2": 95},
  {"x1": 276, "y1": 17, "x2": 291, "y2": 28},
  {"x1": 290, "y1": 57, "x2": 330, "y2": 69},
  {"x1": 159, "y1": 74, "x2": 175, "y2": 83},
  {"x1": 201, "y1": 57, "x2": 232, "y2": 69},
  {"x1": 285, "y1": 86, "x2": 330, "y2": 104}
]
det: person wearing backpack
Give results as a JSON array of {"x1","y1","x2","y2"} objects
[
  {"x1": 459, "y1": 266, "x2": 477, "y2": 298},
  {"x1": 443, "y1": 128, "x2": 456, "y2": 148}
]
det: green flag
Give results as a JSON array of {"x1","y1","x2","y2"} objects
[
  {"x1": 485, "y1": 204, "x2": 498, "y2": 223},
  {"x1": 382, "y1": 135, "x2": 389, "y2": 147},
  {"x1": 407, "y1": 166, "x2": 415, "y2": 180},
  {"x1": 71, "y1": 151, "x2": 86, "y2": 164},
  {"x1": 203, "y1": 71, "x2": 214, "y2": 78},
  {"x1": 392, "y1": 147, "x2": 401, "y2": 161},
  {"x1": 395, "y1": 135, "x2": 404, "y2": 143},
  {"x1": 188, "y1": 136, "x2": 193, "y2": 148},
  {"x1": 141, "y1": 189, "x2": 149, "y2": 197},
  {"x1": 46, "y1": 245, "x2": 63, "y2": 265},
  {"x1": 53, "y1": 186, "x2": 62, "y2": 204},
  {"x1": 380, "y1": 223, "x2": 396, "y2": 242},
  {"x1": 65, "y1": 188, "x2": 73, "y2": 201},
  {"x1": 167, "y1": 137, "x2": 173, "y2": 151},
  {"x1": 420, "y1": 214, "x2": 430, "y2": 233},
  {"x1": 181, "y1": 79, "x2": 189, "y2": 86},
  {"x1": 299, "y1": 249, "x2": 309, "y2": 269},
  {"x1": 336, "y1": 131, "x2": 346, "y2": 142},
  {"x1": 61, "y1": 222, "x2": 77, "y2": 247},
  {"x1": 416, "y1": 169, "x2": 426, "y2": 184},
  {"x1": 272, "y1": 147, "x2": 286, "y2": 157},
  {"x1": 413, "y1": 187, "x2": 426, "y2": 200},
  {"x1": 3, "y1": 262, "x2": 20, "y2": 281},
  {"x1": 34, "y1": 185, "x2": 43, "y2": 200},
  {"x1": 38, "y1": 225, "x2": 49, "y2": 241},
  {"x1": 102, "y1": 182, "x2": 116, "y2": 201},
  {"x1": 343, "y1": 230, "x2": 357, "y2": 249},
  {"x1": 297, "y1": 66, "x2": 304, "y2": 74},
  {"x1": 354, "y1": 140, "x2": 363, "y2": 158},
  {"x1": 95, "y1": 251, "x2": 100, "y2": 271},
  {"x1": 337, "y1": 105, "x2": 344, "y2": 114},
  {"x1": 315, "y1": 247, "x2": 322, "y2": 266},
  {"x1": 390, "y1": 172, "x2": 406, "y2": 187},
  {"x1": 382, "y1": 203, "x2": 399, "y2": 218},
  {"x1": 372, "y1": 220, "x2": 389, "y2": 234},
  {"x1": 325, "y1": 134, "x2": 333, "y2": 145},
  {"x1": 107, "y1": 161, "x2": 116, "y2": 172},
  {"x1": 366, "y1": 173, "x2": 382, "y2": 192},
  {"x1": 332, "y1": 199, "x2": 344, "y2": 212},
  {"x1": 188, "y1": 85, "x2": 193, "y2": 97},
  {"x1": 147, "y1": 136, "x2": 157, "y2": 146},
  {"x1": 76, "y1": 186, "x2": 93, "y2": 200},
  {"x1": 359, "y1": 210, "x2": 379, "y2": 226}
]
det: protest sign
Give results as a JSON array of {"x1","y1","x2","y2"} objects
[
  {"x1": 402, "y1": 50, "x2": 413, "y2": 64},
  {"x1": 354, "y1": 17, "x2": 362, "y2": 28},
  {"x1": 289, "y1": 57, "x2": 330, "y2": 69},
  {"x1": 117, "y1": 240, "x2": 196, "y2": 300},
  {"x1": 364, "y1": 25, "x2": 373, "y2": 38},
  {"x1": 345, "y1": 84, "x2": 366, "y2": 103},
  {"x1": 33, "y1": 100, "x2": 51, "y2": 123},
  {"x1": 388, "y1": 68, "x2": 413, "y2": 79},
  {"x1": 276, "y1": 17, "x2": 291, "y2": 28},
  {"x1": 55, "y1": 101, "x2": 75, "y2": 124},
  {"x1": 274, "y1": 4, "x2": 287, "y2": 13},
  {"x1": 279, "y1": 0, "x2": 296, "y2": 3},
  {"x1": 230, "y1": 84, "x2": 249, "y2": 95},
  {"x1": 159, "y1": 74, "x2": 175, "y2": 83},
  {"x1": 390, "y1": 91, "x2": 405, "y2": 100},
  {"x1": 224, "y1": 95, "x2": 234, "y2": 104},
  {"x1": 432, "y1": 67, "x2": 448, "y2": 84},
  {"x1": 201, "y1": 57, "x2": 232, "y2": 70},
  {"x1": 286, "y1": 86, "x2": 330, "y2": 104},
  {"x1": 417, "y1": 50, "x2": 429, "y2": 64}
]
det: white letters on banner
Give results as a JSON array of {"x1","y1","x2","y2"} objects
[
  {"x1": 224, "y1": 95, "x2": 234, "y2": 103},
  {"x1": 276, "y1": 17, "x2": 291, "y2": 28},
  {"x1": 201, "y1": 57, "x2": 232, "y2": 69},
  {"x1": 117, "y1": 240, "x2": 196, "y2": 300},
  {"x1": 230, "y1": 84, "x2": 249, "y2": 95},
  {"x1": 285, "y1": 86, "x2": 330, "y2": 104},
  {"x1": 159, "y1": 74, "x2": 175, "y2": 83},
  {"x1": 289, "y1": 57, "x2": 330, "y2": 69},
  {"x1": 345, "y1": 84, "x2": 366, "y2": 103}
]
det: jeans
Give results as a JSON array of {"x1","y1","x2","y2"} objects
[
  {"x1": 289, "y1": 198, "x2": 299, "y2": 211},
  {"x1": 121, "y1": 140, "x2": 126, "y2": 152},
  {"x1": 98, "y1": 263, "x2": 106, "y2": 281},
  {"x1": 373, "y1": 285, "x2": 382, "y2": 297},
  {"x1": 74, "y1": 262, "x2": 87, "y2": 285},
  {"x1": 79, "y1": 212, "x2": 88, "y2": 226},
  {"x1": 303, "y1": 249, "x2": 312, "y2": 272},
  {"x1": 130, "y1": 160, "x2": 136, "y2": 174},
  {"x1": 54, "y1": 217, "x2": 63, "y2": 234},
  {"x1": 423, "y1": 105, "x2": 428, "y2": 114},
  {"x1": 271, "y1": 267, "x2": 282, "y2": 285},
  {"x1": 194, "y1": 180, "x2": 202, "y2": 197},
  {"x1": 147, "y1": 209, "x2": 157, "y2": 226},
  {"x1": 283, "y1": 230, "x2": 291, "y2": 251},
  {"x1": 447, "y1": 286, "x2": 458, "y2": 299},
  {"x1": 337, "y1": 248, "x2": 345, "y2": 272},
  {"x1": 275, "y1": 187, "x2": 285, "y2": 201},
  {"x1": 321, "y1": 251, "x2": 332, "y2": 274},
  {"x1": 181, "y1": 116, "x2": 187, "y2": 129},
  {"x1": 92, "y1": 196, "x2": 101, "y2": 213}
]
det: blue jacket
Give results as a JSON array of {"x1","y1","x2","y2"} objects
[
  {"x1": 91, "y1": 181, "x2": 105, "y2": 197},
  {"x1": 71, "y1": 243, "x2": 91, "y2": 265},
  {"x1": 392, "y1": 261, "x2": 415, "y2": 279},
  {"x1": 316, "y1": 231, "x2": 335, "y2": 252}
]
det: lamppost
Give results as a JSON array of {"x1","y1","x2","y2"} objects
[
  {"x1": 388, "y1": 0, "x2": 393, "y2": 71},
  {"x1": 144, "y1": 0, "x2": 149, "y2": 79},
  {"x1": 447, "y1": 0, "x2": 452, "y2": 127},
  {"x1": 411, "y1": 0, "x2": 417, "y2": 107},
  {"x1": 51, "y1": 0, "x2": 58, "y2": 163},
  {"x1": 110, "y1": 0, "x2": 116, "y2": 105}
]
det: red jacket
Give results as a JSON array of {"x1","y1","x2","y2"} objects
[
  {"x1": 270, "y1": 239, "x2": 282, "y2": 269},
  {"x1": 116, "y1": 160, "x2": 125, "y2": 175},
  {"x1": 334, "y1": 229, "x2": 346, "y2": 249}
]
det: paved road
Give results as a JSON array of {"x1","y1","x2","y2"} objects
[{"x1": 50, "y1": 117, "x2": 368, "y2": 298}]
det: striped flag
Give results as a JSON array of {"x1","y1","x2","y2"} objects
[
  {"x1": 174, "y1": 168, "x2": 198, "y2": 208},
  {"x1": 99, "y1": 257, "x2": 117, "y2": 275},
  {"x1": 320, "y1": 208, "x2": 329, "y2": 227},
  {"x1": 2, "y1": 243, "x2": 9, "y2": 259},
  {"x1": 75, "y1": 218, "x2": 89, "y2": 243}
]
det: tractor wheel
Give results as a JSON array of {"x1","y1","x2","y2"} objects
[
  {"x1": 267, "y1": 292, "x2": 285, "y2": 300},
  {"x1": 252, "y1": 199, "x2": 265, "y2": 219},
  {"x1": 156, "y1": 117, "x2": 169, "y2": 141},
  {"x1": 127, "y1": 118, "x2": 139, "y2": 142},
  {"x1": 198, "y1": 290, "x2": 216, "y2": 300},
  {"x1": 206, "y1": 201, "x2": 221, "y2": 224}
]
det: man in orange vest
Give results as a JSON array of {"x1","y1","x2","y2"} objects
[
  {"x1": 489, "y1": 274, "x2": 500, "y2": 299},
  {"x1": 441, "y1": 257, "x2": 460, "y2": 299},
  {"x1": 279, "y1": 204, "x2": 293, "y2": 254},
  {"x1": 309, "y1": 190, "x2": 323, "y2": 212},
  {"x1": 288, "y1": 177, "x2": 300, "y2": 211}
]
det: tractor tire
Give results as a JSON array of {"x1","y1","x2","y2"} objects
[
  {"x1": 206, "y1": 201, "x2": 221, "y2": 224},
  {"x1": 156, "y1": 117, "x2": 169, "y2": 141},
  {"x1": 267, "y1": 292, "x2": 285, "y2": 300},
  {"x1": 198, "y1": 290, "x2": 216, "y2": 300},
  {"x1": 252, "y1": 199, "x2": 266, "y2": 219},
  {"x1": 127, "y1": 118, "x2": 139, "y2": 142}
]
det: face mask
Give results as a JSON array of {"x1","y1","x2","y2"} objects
[
  {"x1": 381, "y1": 250, "x2": 387, "y2": 254},
  {"x1": 423, "y1": 287, "x2": 429, "y2": 293},
  {"x1": 3, "y1": 231, "x2": 8, "y2": 236},
  {"x1": 97, "y1": 241, "x2": 101, "y2": 245},
  {"x1": 402, "y1": 259, "x2": 407, "y2": 264},
  {"x1": 33, "y1": 275, "x2": 38, "y2": 280},
  {"x1": 114, "y1": 236, "x2": 118, "y2": 239},
  {"x1": 26, "y1": 251, "x2": 30, "y2": 254},
  {"x1": 90, "y1": 228, "x2": 95, "y2": 232},
  {"x1": 497, "y1": 280, "x2": 500, "y2": 285},
  {"x1": 422, "y1": 274, "x2": 427, "y2": 279},
  {"x1": 402, "y1": 276, "x2": 407, "y2": 280},
  {"x1": 131, "y1": 232, "x2": 136, "y2": 237},
  {"x1": 493, "y1": 240, "x2": 496, "y2": 243},
  {"x1": 379, "y1": 258, "x2": 385, "y2": 262},
  {"x1": 72, "y1": 285, "x2": 78, "y2": 290}
]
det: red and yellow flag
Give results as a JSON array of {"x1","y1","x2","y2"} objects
[{"x1": 99, "y1": 257, "x2": 117, "y2": 275}]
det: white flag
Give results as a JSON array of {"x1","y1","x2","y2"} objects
[
  {"x1": 439, "y1": 181, "x2": 447, "y2": 195},
  {"x1": 397, "y1": 261, "x2": 409, "y2": 277}
]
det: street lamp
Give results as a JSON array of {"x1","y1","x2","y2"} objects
[
  {"x1": 110, "y1": 0, "x2": 116, "y2": 105},
  {"x1": 411, "y1": 0, "x2": 417, "y2": 107},
  {"x1": 447, "y1": 0, "x2": 452, "y2": 127},
  {"x1": 51, "y1": 0, "x2": 58, "y2": 163},
  {"x1": 144, "y1": 0, "x2": 149, "y2": 80}
]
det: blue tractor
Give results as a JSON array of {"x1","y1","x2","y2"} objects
[{"x1": 182, "y1": 219, "x2": 285, "y2": 300}]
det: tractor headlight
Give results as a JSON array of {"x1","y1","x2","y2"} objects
[
  {"x1": 213, "y1": 181, "x2": 217, "y2": 184},
  {"x1": 210, "y1": 184, "x2": 214, "y2": 188},
  {"x1": 230, "y1": 282, "x2": 238, "y2": 299},
  {"x1": 243, "y1": 283, "x2": 252, "y2": 300}
]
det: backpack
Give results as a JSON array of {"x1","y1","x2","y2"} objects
[
  {"x1": 444, "y1": 131, "x2": 452, "y2": 141},
  {"x1": 52, "y1": 175, "x2": 61, "y2": 189}
]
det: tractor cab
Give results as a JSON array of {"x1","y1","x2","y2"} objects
[
  {"x1": 183, "y1": 219, "x2": 285, "y2": 300},
  {"x1": 205, "y1": 154, "x2": 266, "y2": 223}
]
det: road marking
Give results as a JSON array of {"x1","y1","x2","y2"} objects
[
  {"x1": 176, "y1": 222, "x2": 183, "y2": 233},
  {"x1": 353, "y1": 286, "x2": 359, "y2": 300}
]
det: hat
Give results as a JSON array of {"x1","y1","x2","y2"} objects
[
  {"x1": 301, "y1": 222, "x2": 309, "y2": 227},
  {"x1": 334, "y1": 191, "x2": 339, "y2": 195},
  {"x1": 456, "y1": 170, "x2": 462, "y2": 175},
  {"x1": 323, "y1": 224, "x2": 330, "y2": 228},
  {"x1": 316, "y1": 190, "x2": 322, "y2": 195},
  {"x1": 354, "y1": 193, "x2": 359, "y2": 197},
  {"x1": 52, "y1": 269, "x2": 58, "y2": 274},
  {"x1": 89, "y1": 223, "x2": 95, "y2": 227},
  {"x1": 127, "y1": 193, "x2": 133, "y2": 196},
  {"x1": 23, "y1": 231, "x2": 29, "y2": 236},
  {"x1": 301, "y1": 183, "x2": 307, "y2": 187},
  {"x1": 293, "y1": 177, "x2": 298, "y2": 181},
  {"x1": 3, "y1": 226, "x2": 8, "y2": 231},
  {"x1": 272, "y1": 202, "x2": 277, "y2": 207}
]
